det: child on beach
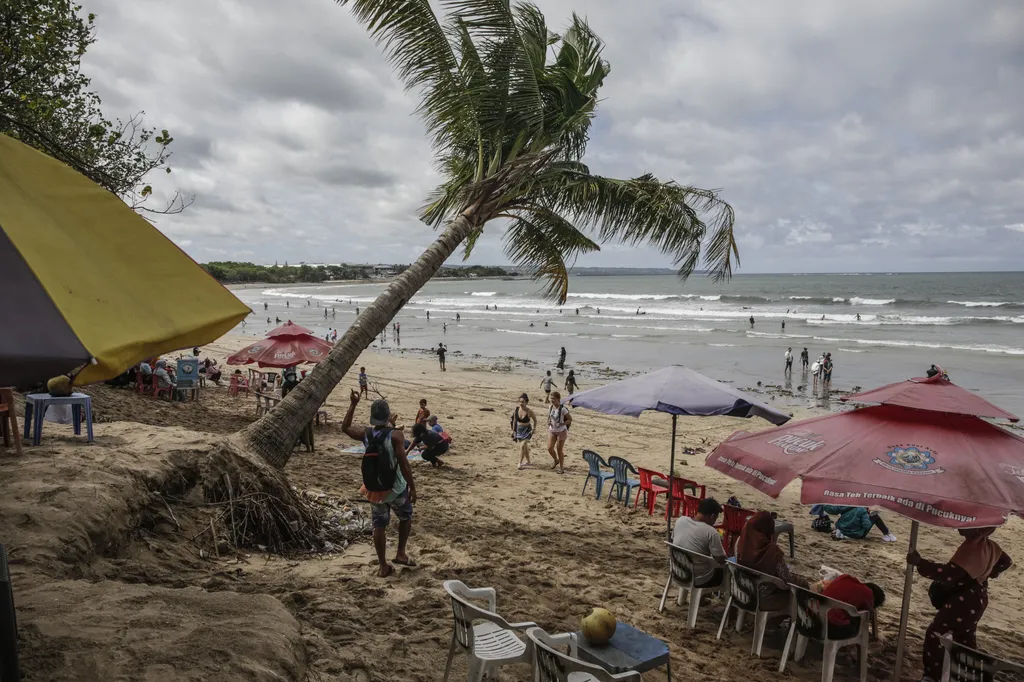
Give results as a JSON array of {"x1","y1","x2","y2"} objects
[
  {"x1": 415, "y1": 399, "x2": 430, "y2": 425},
  {"x1": 540, "y1": 370, "x2": 554, "y2": 403},
  {"x1": 358, "y1": 367, "x2": 368, "y2": 397},
  {"x1": 564, "y1": 370, "x2": 579, "y2": 396}
]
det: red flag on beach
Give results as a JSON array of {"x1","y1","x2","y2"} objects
[
  {"x1": 706, "y1": 404, "x2": 1024, "y2": 528},
  {"x1": 842, "y1": 373, "x2": 1019, "y2": 422},
  {"x1": 226, "y1": 321, "x2": 332, "y2": 368}
]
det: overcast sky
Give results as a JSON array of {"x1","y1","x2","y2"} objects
[{"x1": 81, "y1": 0, "x2": 1024, "y2": 273}]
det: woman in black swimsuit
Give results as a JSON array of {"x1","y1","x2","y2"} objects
[{"x1": 511, "y1": 393, "x2": 537, "y2": 470}]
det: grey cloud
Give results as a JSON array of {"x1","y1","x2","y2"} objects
[{"x1": 77, "y1": 0, "x2": 1024, "y2": 272}]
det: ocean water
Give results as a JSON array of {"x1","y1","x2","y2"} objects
[{"x1": 231, "y1": 272, "x2": 1024, "y2": 416}]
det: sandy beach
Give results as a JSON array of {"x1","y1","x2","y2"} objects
[{"x1": 2, "y1": 334, "x2": 1021, "y2": 681}]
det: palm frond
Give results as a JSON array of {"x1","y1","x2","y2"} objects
[
  {"x1": 502, "y1": 205, "x2": 600, "y2": 302},
  {"x1": 337, "y1": 0, "x2": 476, "y2": 151},
  {"x1": 540, "y1": 171, "x2": 738, "y2": 281}
]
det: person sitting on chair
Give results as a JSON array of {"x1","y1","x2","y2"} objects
[
  {"x1": 736, "y1": 511, "x2": 811, "y2": 610},
  {"x1": 672, "y1": 497, "x2": 727, "y2": 588},
  {"x1": 154, "y1": 360, "x2": 184, "y2": 401}
]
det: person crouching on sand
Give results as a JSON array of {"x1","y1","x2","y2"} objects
[
  {"x1": 511, "y1": 393, "x2": 537, "y2": 470},
  {"x1": 547, "y1": 391, "x2": 572, "y2": 474}
]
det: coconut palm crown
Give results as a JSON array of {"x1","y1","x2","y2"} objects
[{"x1": 235, "y1": 0, "x2": 738, "y2": 468}]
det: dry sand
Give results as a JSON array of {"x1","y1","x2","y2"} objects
[{"x1": 1, "y1": 334, "x2": 1021, "y2": 681}]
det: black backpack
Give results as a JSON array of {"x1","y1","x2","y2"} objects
[{"x1": 362, "y1": 427, "x2": 397, "y2": 492}]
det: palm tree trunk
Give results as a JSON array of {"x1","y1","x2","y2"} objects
[{"x1": 234, "y1": 215, "x2": 478, "y2": 468}]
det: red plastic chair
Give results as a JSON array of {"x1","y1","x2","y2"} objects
[
  {"x1": 229, "y1": 374, "x2": 250, "y2": 397},
  {"x1": 135, "y1": 369, "x2": 151, "y2": 396},
  {"x1": 717, "y1": 505, "x2": 755, "y2": 556},
  {"x1": 680, "y1": 493, "x2": 703, "y2": 519},
  {"x1": 151, "y1": 375, "x2": 173, "y2": 400},
  {"x1": 665, "y1": 477, "x2": 706, "y2": 519},
  {"x1": 633, "y1": 468, "x2": 670, "y2": 515}
]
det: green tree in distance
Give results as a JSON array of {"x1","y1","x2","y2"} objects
[
  {"x1": 234, "y1": 0, "x2": 738, "y2": 472},
  {"x1": 0, "y1": 0, "x2": 188, "y2": 213}
]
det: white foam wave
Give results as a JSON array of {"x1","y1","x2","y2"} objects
[
  {"x1": 947, "y1": 300, "x2": 1009, "y2": 307},
  {"x1": 811, "y1": 335, "x2": 1024, "y2": 356},
  {"x1": 494, "y1": 328, "x2": 576, "y2": 337},
  {"x1": 470, "y1": 291, "x2": 498, "y2": 296},
  {"x1": 566, "y1": 292, "x2": 677, "y2": 301},
  {"x1": 700, "y1": 295, "x2": 721, "y2": 301},
  {"x1": 789, "y1": 296, "x2": 813, "y2": 300},
  {"x1": 832, "y1": 297, "x2": 847, "y2": 302},
  {"x1": 849, "y1": 297, "x2": 895, "y2": 305}
]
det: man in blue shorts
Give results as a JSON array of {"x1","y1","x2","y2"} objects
[{"x1": 342, "y1": 391, "x2": 416, "y2": 577}]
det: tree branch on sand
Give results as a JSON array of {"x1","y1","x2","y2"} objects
[{"x1": 207, "y1": 0, "x2": 739, "y2": 551}]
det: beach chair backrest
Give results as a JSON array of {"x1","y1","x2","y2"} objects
[
  {"x1": 582, "y1": 450, "x2": 607, "y2": 476},
  {"x1": 726, "y1": 562, "x2": 786, "y2": 614},
  {"x1": 636, "y1": 468, "x2": 664, "y2": 489},
  {"x1": 790, "y1": 585, "x2": 861, "y2": 642},
  {"x1": 682, "y1": 494, "x2": 703, "y2": 518},
  {"x1": 607, "y1": 456, "x2": 636, "y2": 484},
  {"x1": 939, "y1": 633, "x2": 1024, "y2": 682},
  {"x1": 723, "y1": 505, "x2": 755, "y2": 534},
  {"x1": 176, "y1": 359, "x2": 200, "y2": 384},
  {"x1": 669, "y1": 476, "x2": 703, "y2": 500},
  {"x1": 665, "y1": 542, "x2": 706, "y2": 589},
  {"x1": 527, "y1": 628, "x2": 640, "y2": 682}
]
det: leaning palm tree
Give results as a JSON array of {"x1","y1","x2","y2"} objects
[{"x1": 233, "y1": 0, "x2": 736, "y2": 470}]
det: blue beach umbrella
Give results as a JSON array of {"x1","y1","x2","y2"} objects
[{"x1": 567, "y1": 366, "x2": 791, "y2": 533}]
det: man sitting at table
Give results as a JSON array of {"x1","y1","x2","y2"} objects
[{"x1": 672, "y1": 497, "x2": 727, "y2": 587}]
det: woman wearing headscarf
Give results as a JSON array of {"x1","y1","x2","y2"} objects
[
  {"x1": 908, "y1": 528, "x2": 1013, "y2": 682},
  {"x1": 736, "y1": 511, "x2": 811, "y2": 610}
]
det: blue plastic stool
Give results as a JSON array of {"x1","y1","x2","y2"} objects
[
  {"x1": 23, "y1": 393, "x2": 94, "y2": 446},
  {"x1": 582, "y1": 450, "x2": 616, "y2": 499},
  {"x1": 607, "y1": 456, "x2": 641, "y2": 506}
]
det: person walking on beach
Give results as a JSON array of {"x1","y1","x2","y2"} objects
[
  {"x1": 511, "y1": 393, "x2": 537, "y2": 470},
  {"x1": 437, "y1": 342, "x2": 447, "y2": 371},
  {"x1": 456, "y1": 313, "x2": 460, "y2": 322},
  {"x1": 443, "y1": 322, "x2": 447, "y2": 334},
  {"x1": 800, "y1": 347, "x2": 809, "y2": 371},
  {"x1": 564, "y1": 369, "x2": 580, "y2": 396},
  {"x1": 557, "y1": 346, "x2": 566, "y2": 371},
  {"x1": 749, "y1": 315, "x2": 755, "y2": 328},
  {"x1": 426, "y1": 310, "x2": 430, "y2": 320},
  {"x1": 781, "y1": 320, "x2": 785, "y2": 331},
  {"x1": 358, "y1": 366, "x2": 369, "y2": 398},
  {"x1": 264, "y1": 302, "x2": 268, "y2": 310},
  {"x1": 811, "y1": 355, "x2": 822, "y2": 390},
  {"x1": 546, "y1": 391, "x2": 572, "y2": 474},
  {"x1": 784, "y1": 347, "x2": 793, "y2": 374},
  {"x1": 342, "y1": 392, "x2": 415, "y2": 577},
  {"x1": 540, "y1": 370, "x2": 554, "y2": 403}
]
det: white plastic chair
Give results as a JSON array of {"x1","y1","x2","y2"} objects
[
  {"x1": 443, "y1": 580, "x2": 537, "y2": 682},
  {"x1": 659, "y1": 542, "x2": 723, "y2": 628},
  {"x1": 717, "y1": 562, "x2": 792, "y2": 656},
  {"x1": 779, "y1": 585, "x2": 870, "y2": 682},
  {"x1": 939, "y1": 633, "x2": 1024, "y2": 681},
  {"x1": 526, "y1": 627, "x2": 641, "y2": 682}
]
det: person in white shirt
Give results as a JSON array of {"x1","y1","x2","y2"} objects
[
  {"x1": 784, "y1": 347, "x2": 793, "y2": 375},
  {"x1": 672, "y1": 497, "x2": 727, "y2": 587}
]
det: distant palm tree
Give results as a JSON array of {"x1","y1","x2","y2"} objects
[{"x1": 236, "y1": 0, "x2": 737, "y2": 467}]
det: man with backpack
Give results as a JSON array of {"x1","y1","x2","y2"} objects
[{"x1": 342, "y1": 390, "x2": 416, "y2": 577}]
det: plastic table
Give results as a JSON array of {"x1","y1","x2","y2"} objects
[
  {"x1": 23, "y1": 393, "x2": 94, "y2": 446},
  {"x1": 575, "y1": 622, "x2": 671, "y2": 681}
]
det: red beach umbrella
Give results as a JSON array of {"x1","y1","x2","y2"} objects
[
  {"x1": 706, "y1": 404, "x2": 1024, "y2": 679},
  {"x1": 226, "y1": 321, "x2": 332, "y2": 368},
  {"x1": 842, "y1": 373, "x2": 1019, "y2": 422}
]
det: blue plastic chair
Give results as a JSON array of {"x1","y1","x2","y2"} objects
[
  {"x1": 176, "y1": 358, "x2": 201, "y2": 399},
  {"x1": 607, "y1": 456, "x2": 641, "y2": 506},
  {"x1": 581, "y1": 450, "x2": 616, "y2": 500}
]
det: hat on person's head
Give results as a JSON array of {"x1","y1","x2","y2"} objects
[
  {"x1": 156, "y1": 360, "x2": 166, "y2": 369},
  {"x1": 369, "y1": 399, "x2": 391, "y2": 425},
  {"x1": 427, "y1": 415, "x2": 438, "y2": 425}
]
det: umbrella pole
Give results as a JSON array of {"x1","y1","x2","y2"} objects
[
  {"x1": 892, "y1": 520, "x2": 920, "y2": 681},
  {"x1": 667, "y1": 414, "x2": 677, "y2": 539}
]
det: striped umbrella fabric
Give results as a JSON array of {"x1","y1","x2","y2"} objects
[{"x1": 0, "y1": 134, "x2": 250, "y2": 387}]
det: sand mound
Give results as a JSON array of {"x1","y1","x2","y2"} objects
[{"x1": 17, "y1": 581, "x2": 305, "y2": 681}]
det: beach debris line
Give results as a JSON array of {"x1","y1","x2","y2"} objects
[{"x1": 200, "y1": 442, "x2": 363, "y2": 555}]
